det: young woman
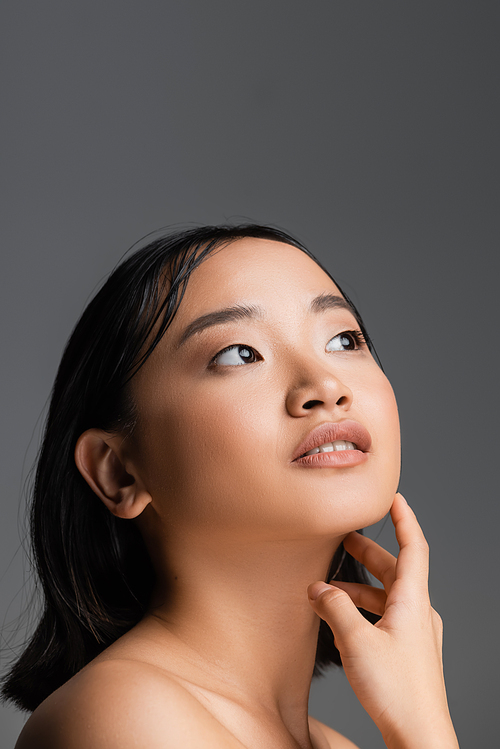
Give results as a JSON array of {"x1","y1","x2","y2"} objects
[{"x1": 3, "y1": 225, "x2": 458, "y2": 748}]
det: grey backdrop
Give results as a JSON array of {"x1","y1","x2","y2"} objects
[{"x1": 1, "y1": 2, "x2": 498, "y2": 747}]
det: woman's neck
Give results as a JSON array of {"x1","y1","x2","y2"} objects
[{"x1": 144, "y1": 534, "x2": 341, "y2": 719}]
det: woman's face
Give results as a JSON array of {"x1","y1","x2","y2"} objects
[{"x1": 126, "y1": 238, "x2": 400, "y2": 543}]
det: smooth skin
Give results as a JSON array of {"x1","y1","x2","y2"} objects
[{"x1": 16, "y1": 240, "x2": 458, "y2": 748}]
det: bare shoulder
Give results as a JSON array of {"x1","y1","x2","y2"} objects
[
  {"x1": 16, "y1": 658, "x2": 245, "y2": 749},
  {"x1": 309, "y1": 716, "x2": 360, "y2": 749}
]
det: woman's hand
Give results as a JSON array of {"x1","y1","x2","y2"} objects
[{"x1": 307, "y1": 494, "x2": 459, "y2": 749}]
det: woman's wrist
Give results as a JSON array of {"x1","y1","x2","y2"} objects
[{"x1": 381, "y1": 709, "x2": 459, "y2": 749}]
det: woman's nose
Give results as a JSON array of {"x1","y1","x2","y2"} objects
[{"x1": 285, "y1": 368, "x2": 353, "y2": 417}]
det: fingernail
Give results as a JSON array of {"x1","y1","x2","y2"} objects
[{"x1": 308, "y1": 582, "x2": 333, "y2": 600}]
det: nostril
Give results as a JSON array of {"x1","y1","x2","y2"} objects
[
  {"x1": 302, "y1": 399, "x2": 323, "y2": 410},
  {"x1": 336, "y1": 396, "x2": 348, "y2": 406}
]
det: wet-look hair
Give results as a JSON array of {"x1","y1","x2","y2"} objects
[{"x1": 2, "y1": 224, "x2": 379, "y2": 712}]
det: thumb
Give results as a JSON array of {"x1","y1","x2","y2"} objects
[{"x1": 307, "y1": 582, "x2": 369, "y2": 647}]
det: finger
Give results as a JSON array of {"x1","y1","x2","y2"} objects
[
  {"x1": 342, "y1": 532, "x2": 397, "y2": 592},
  {"x1": 390, "y1": 493, "x2": 429, "y2": 595},
  {"x1": 307, "y1": 582, "x2": 371, "y2": 647},
  {"x1": 330, "y1": 581, "x2": 388, "y2": 617}
]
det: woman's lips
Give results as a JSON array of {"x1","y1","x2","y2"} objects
[{"x1": 291, "y1": 420, "x2": 372, "y2": 468}]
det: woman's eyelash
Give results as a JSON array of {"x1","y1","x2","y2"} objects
[
  {"x1": 210, "y1": 344, "x2": 261, "y2": 367},
  {"x1": 338, "y1": 329, "x2": 367, "y2": 348},
  {"x1": 210, "y1": 329, "x2": 367, "y2": 368},
  {"x1": 324, "y1": 329, "x2": 368, "y2": 353}
]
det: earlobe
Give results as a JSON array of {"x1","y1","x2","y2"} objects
[{"x1": 75, "y1": 429, "x2": 152, "y2": 519}]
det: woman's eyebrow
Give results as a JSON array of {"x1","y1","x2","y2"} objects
[
  {"x1": 309, "y1": 293, "x2": 354, "y2": 315},
  {"x1": 176, "y1": 304, "x2": 262, "y2": 348},
  {"x1": 176, "y1": 294, "x2": 353, "y2": 349}
]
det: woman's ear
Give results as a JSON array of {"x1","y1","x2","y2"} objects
[{"x1": 75, "y1": 429, "x2": 152, "y2": 519}]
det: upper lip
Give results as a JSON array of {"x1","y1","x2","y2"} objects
[{"x1": 291, "y1": 420, "x2": 372, "y2": 461}]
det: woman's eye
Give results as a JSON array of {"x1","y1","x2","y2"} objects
[
  {"x1": 326, "y1": 331, "x2": 362, "y2": 352},
  {"x1": 212, "y1": 345, "x2": 260, "y2": 367}
]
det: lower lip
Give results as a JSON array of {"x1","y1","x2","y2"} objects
[{"x1": 293, "y1": 450, "x2": 368, "y2": 468}]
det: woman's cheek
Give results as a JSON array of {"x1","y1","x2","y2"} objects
[
  {"x1": 357, "y1": 370, "x2": 400, "y2": 481},
  {"x1": 374, "y1": 379, "x2": 401, "y2": 492}
]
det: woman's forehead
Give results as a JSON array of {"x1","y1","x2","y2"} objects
[{"x1": 176, "y1": 237, "x2": 340, "y2": 316}]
